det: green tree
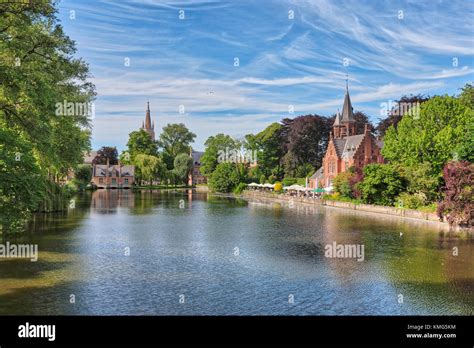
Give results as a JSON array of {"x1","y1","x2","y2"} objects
[
  {"x1": 0, "y1": 128, "x2": 44, "y2": 233},
  {"x1": 200, "y1": 133, "x2": 237, "y2": 176},
  {"x1": 246, "y1": 123, "x2": 284, "y2": 178},
  {"x1": 358, "y1": 164, "x2": 405, "y2": 206},
  {"x1": 126, "y1": 129, "x2": 158, "y2": 159},
  {"x1": 333, "y1": 171, "x2": 353, "y2": 198},
  {"x1": 399, "y1": 163, "x2": 440, "y2": 201},
  {"x1": 208, "y1": 162, "x2": 240, "y2": 193},
  {"x1": 134, "y1": 154, "x2": 164, "y2": 185},
  {"x1": 72, "y1": 164, "x2": 92, "y2": 190},
  {"x1": 173, "y1": 153, "x2": 193, "y2": 185},
  {"x1": 0, "y1": 1, "x2": 95, "y2": 180},
  {"x1": 158, "y1": 123, "x2": 196, "y2": 169},
  {"x1": 0, "y1": 1, "x2": 95, "y2": 232},
  {"x1": 382, "y1": 94, "x2": 473, "y2": 174}
]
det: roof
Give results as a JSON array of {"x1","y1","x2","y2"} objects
[
  {"x1": 340, "y1": 88, "x2": 355, "y2": 123},
  {"x1": 83, "y1": 151, "x2": 97, "y2": 165},
  {"x1": 93, "y1": 165, "x2": 135, "y2": 177},
  {"x1": 341, "y1": 134, "x2": 364, "y2": 159},
  {"x1": 310, "y1": 167, "x2": 324, "y2": 179},
  {"x1": 333, "y1": 138, "x2": 347, "y2": 157},
  {"x1": 191, "y1": 151, "x2": 204, "y2": 164}
]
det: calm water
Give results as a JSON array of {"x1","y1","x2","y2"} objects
[{"x1": 0, "y1": 190, "x2": 472, "y2": 315}]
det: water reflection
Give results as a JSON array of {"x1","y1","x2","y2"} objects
[{"x1": 0, "y1": 190, "x2": 472, "y2": 315}]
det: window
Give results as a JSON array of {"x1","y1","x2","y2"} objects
[
  {"x1": 112, "y1": 178, "x2": 117, "y2": 185},
  {"x1": 99, "y1": 178, "x2": 103, "y2": 184},
  {"x1": 124, "y1": 178, "x2": 129, "y2": 184}
]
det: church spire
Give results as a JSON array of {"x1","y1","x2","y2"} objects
[
  {"x1": 145, "y1": 101, "x2": 152, "y2": 130},
  {"x1": 333, "y1": 109, "x2": 341, "y2": 126},
  {"x1": 341, "y1": 78, "x2": 355, "y2": 123}
]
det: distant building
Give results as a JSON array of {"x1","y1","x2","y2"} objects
[
  {"x1": 188, "y1": 150, "x2": 207, "y2": 186},
  {"x1": 83, "y1": 151, "x2": 98, "y2": 166},
  {"x1": 309, "y1": 84, "x2": 384, "y2": 189},
  {"x1": 92, "y1": 163, "x2": 135, "y2": 189},
  {"x1": 141, "y1": 101, "x2": 155, "y2": 141}
]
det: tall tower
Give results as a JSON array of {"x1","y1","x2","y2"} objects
[
  {"x1": 334, "y1": 79, "x2": 356, "y2": 138},
  {"x1": 141, "y1": 101, "x2": 155, "y2": 141}
]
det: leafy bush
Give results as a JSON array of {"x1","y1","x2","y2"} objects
[
  {"x1": 259, "y1": 174, "x2": 266, "y2": 184},
  {"x1": 358, "y1": 164, "x2": 405, "y2": 206},
  {"x1": 208, "y1": 163, "x2": 240, "y2": 193},
  {"x1": 233, "y1": 182, "x2": 247, "y2": 194},
  {"x1": 333, "y1": 172, "x2": 352, "y2": 198},
  {"x1": 437, "y1": 161, "x2": 473, "y2": 227},
  {"x1": 396, "y1": 192, "x2": 428, "y2": 209},
  {"x1": 274, "y1": 182, "x2": 283, "y2": 192},
  {"x1": 282, "y1": 177, "x2": 297, "y2": 186}
]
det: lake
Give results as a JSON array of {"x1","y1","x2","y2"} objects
[{"x1": 0, "y1": 190, "x2": 472, "y2": 315}]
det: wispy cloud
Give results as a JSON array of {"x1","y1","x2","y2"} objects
[{"x1": 58, "y1": 0, "x2": 474, "y2": 151}]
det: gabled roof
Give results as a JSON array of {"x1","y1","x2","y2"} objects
[
  {"x1": 341, "y1": 134, "x2": 364, "y2": 159},
  {"x1": 310, "y1": 167, "x2": 324, "y2": 179},
  {"x1": 333, "y1": 138, "x2": 347, "y2": 157}
]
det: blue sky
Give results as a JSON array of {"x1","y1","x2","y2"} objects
[{"x1": 57, "y1": 0, "x2": 474, "y2": 152}]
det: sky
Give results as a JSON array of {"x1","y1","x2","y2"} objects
[{"x1": 57, "y1": 0, "x2": 474, "y2": 152}]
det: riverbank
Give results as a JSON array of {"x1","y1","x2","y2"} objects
[{"x1": 241, "y1": 190, "x2": 473, "y2": 234}]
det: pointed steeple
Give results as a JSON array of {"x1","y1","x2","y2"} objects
[
  {"x1": 341, "y1": 78, "x2": 355, "y2": 123},
  {"x1": 333, "y1": 109, "x2": 341, "y2": 126},
  {"x1": 145, "y1": 101, "x2": 152, "y2": 130}
]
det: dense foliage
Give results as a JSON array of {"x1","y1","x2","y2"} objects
[{"x1": 0, "y1": 1, "x2": 95, "y2": 233}]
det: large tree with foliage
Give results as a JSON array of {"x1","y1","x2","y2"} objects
[
  {"x1": 280, "y1": 115, "x2": 332, "y2": 176},
  {"x1": 173, "y1": 153, "x2": 193, "y2": 185},
  {"x1": 134, "y1": 154, "x2": 164, "y2": 185},
  {"x1": 200, "y1": 133, "x2": 237, "y2": 176},
  {"x1": 358, "y1": 164, "x2": 405, "y2": 206},
  {"x1": 245, "y1": 122, "x2": 284, "y2": 178},
  {"x1": 208, "y1": 162, "x2": 241, "y2": 193},
  {"x1": 382, "y1": 92, "x2": 473, "y2": 174},
  {"x1": 158, "y1": 123, "x2": 196, "y2": 169},
  {"x1": 0, "y1": 1, "x2": 95, "y2": 232},
  {"x1": 93, "y1": 146, "x2": 118, "y2": 165},
  {"x1": 126, "y1": 129, "x2": 158, "y2": 159},
  {"x1": 376, "y1": 95, "x2": 429, "y2": 137}
]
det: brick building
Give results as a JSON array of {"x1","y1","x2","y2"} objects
[{"x1": 309, "y1": 85, "x2": 384, "y2": 189}]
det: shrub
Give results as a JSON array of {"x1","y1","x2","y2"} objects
[
  {"x1": 259, "y1": 174, "x2": 266, "y2": 184},
  {"x1": 396, "y1": 192, "x2": 428, "y2": 209},
  {"x1": 358, "y1": 164, "x2": 405, "y2": 206},
  {"x1": 333, "y1": 172, "x2": 352, "y2": 198},
  {"x1": 282, "y1": 177, "x2": 297, "y2": 186},
  {"x1": 233, "y1": 182, "x2": 247, "y2": 194},
  {"x1": 437, "y1": 161, "x2": 473, "y2": 227},
  {"x1": 274, "y1": 182, "x2": 283, "y2": 192},
  {"x1": 208, "y1": 163, "x2": 240, "y2": 193}
]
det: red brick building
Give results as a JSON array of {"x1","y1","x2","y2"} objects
[{"x1": 309, "y1": 85, "x2": 384, "y2": 189}]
